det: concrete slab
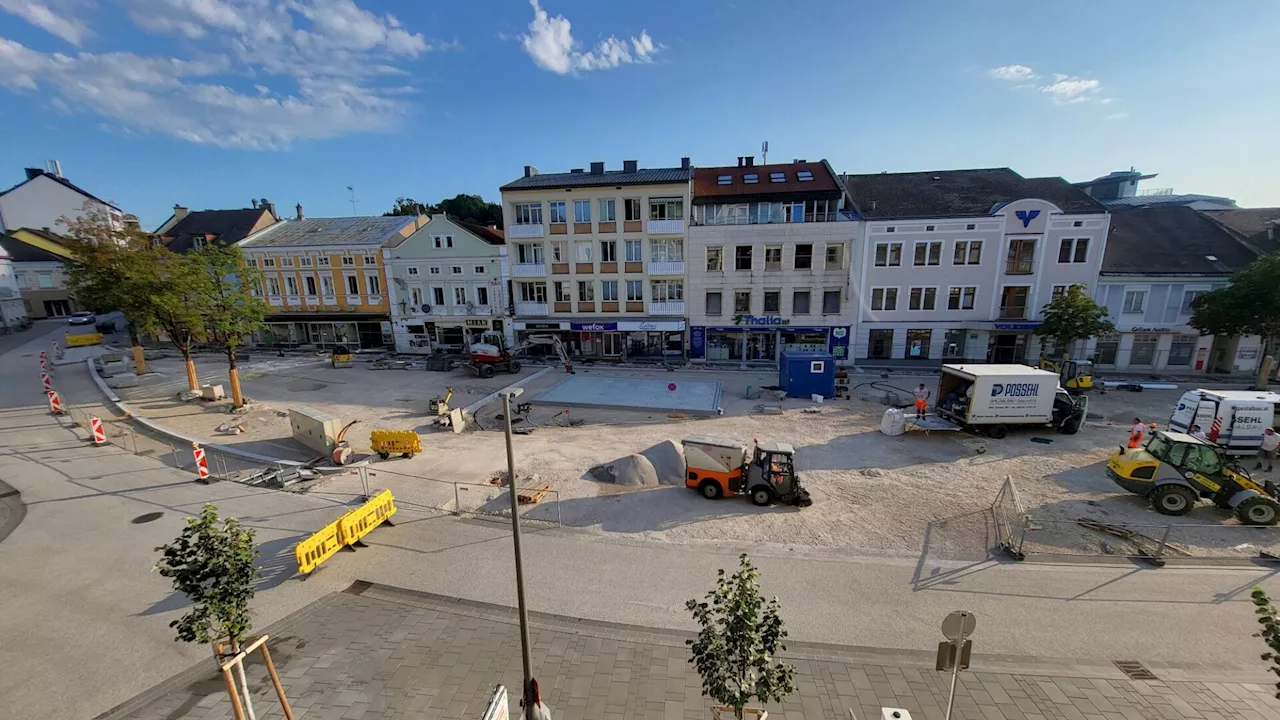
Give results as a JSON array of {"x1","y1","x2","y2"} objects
[{"x1": 533, "y1": 374, "x2": 722, "y2": 412}]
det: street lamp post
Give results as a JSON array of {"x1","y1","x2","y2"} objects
[{"x1": 501, "y1": 388, "x2": 536, "y2": 713}]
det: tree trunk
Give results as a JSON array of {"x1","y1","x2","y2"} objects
[
  {"x1": 230, "y1": 638, "x2": 257, "y2": 720},
  {"x1": 228, "y1": 350, "x2": 244, "y2": 408},
  {"x1": 128, "y1": 325, "x2": 148, "y2": 375},
  {"x1": 181, "y1": 346, "x2": 199, "y2": 392}
]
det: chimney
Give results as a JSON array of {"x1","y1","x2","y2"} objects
[
  {"x1": 251, "y1": 198, "x2": 259, "y2": 209},
  {"x1": 523, "y1": 165, "x2": 538, "y2": 178},
  {"x1": 173, "y1": 204, "x2": 190, "y2": 222},
  {"x1": 262, "y1": 199, "x2": 277, "y2": 220},
  {"x1": 737, "y1": 157, "x2": 744, "y2": 167},
  {"x1": 570, "y1": 168, "x2": 585, "y2": 174},
  {"x1": 590, "y1": 161, "x2": 605, "y2": 174},
  {"x1": 745, "y1": 156, "x2": 755, "y2": 167},
  {"x1": 681, "y1": 157, "x2": 691, "y2": 170},
  {"x1": 24, "y1": 168, "x2": 41, "y2": 181},
  {"x1": 295, "y1": 203, "x2": 304, "y2": 221},
  {"x1": 623, "y1": 160, "x2": 638, "y2": 173}
]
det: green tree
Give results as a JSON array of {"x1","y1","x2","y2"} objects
[
  {"x1": 384, "y1": 197, "x2": 435, "y2": 216},
  {"x1": 1250, "y1": 587, "x2": 1280, "y2": 698},
  {"x1": 439, "y1": 193, "x2": 503, "y2": 228},
  {"x1": 191, "y1": 245, "x2": 269, "y2": 408},
  {"x1": 686, "y1": 554, "x2": 797, "y2": 719},
  {"x1": 1191, "y1": 253, "x2": 1280, "y2": 384},
  {"x1": 150, "y1": 249, "x2": 211, "y2": 392},
  {"x1": 1039, "y1": 285, "x2": 1116, "y2": 359}
]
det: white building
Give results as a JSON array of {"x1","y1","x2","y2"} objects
[
  {"x1": 0, "y1": 240, "x2": 28, "y2": 331},
  {"x1": 0, "y1": 165, "x2": 123, "y2": 235},
  {"x1": 844, "y1": 168, "x2": 1111, "y2": 366},
  {"x1": 687, "y1": 158, "x2": 859, "y2": 363},
  {"x1": 383, "y1": 214, "x2": 511, "y2": 354}
]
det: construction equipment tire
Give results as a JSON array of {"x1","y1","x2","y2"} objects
[
  {"x1": 698, "y1": 480, "x2": 723, "y2": 500},
  {"x1": 479, "y1": 364, "x2": 495, "y2": 379},
  {"x1": 750, "y1": 487, "x2": 773, "y2": 507},
  {"x1": 508, "y1": 360, "x2": 522, "y2": 374},
  {"x1": 1059, "y1": 417, "x2": 1081, "y2": 435},
  {"x1": 1151, "y1": 484, "x2": 1196, "y2": 516},
  {"x1": 378, "y1": 451, "x2": 390, "y2": 460},
  {"x1": 1236, "y1": 496, "x2": 1280, "y2": 526}
]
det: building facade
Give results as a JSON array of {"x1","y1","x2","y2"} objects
[
  {"x1": 844, "y1": 169, "x2": 1111, "y2": 366},
  {"x1": 0, "y1": 241, "x2": 28, "y2": 330},
  {"x1": 686, "y1": 158, "x2": 859, "y2": 363},
  {"x1": 237, "y1": 215, "x2": 428, "y2": 349},
  {"x1": 500, "y1": 159, "x2": 693, "y2": 359},
  {"x1": 383, "y1": 214, "x2": 511, "y2": 354},
  {"x1": 0, "y1": 166, "x2": 123, "y2": 235},
  {"x1": 1, "y1": 228, "x2": 77, "y2": 318}
]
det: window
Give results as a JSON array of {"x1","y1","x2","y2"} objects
[
  {"x1": 763, "y1": 290, "x2": 781, "y2": 314},
  {"x1": 905, "y1": 329, "x2": 932, "y2": 359},
  {"x1": 926, "y1": 225, "x2": 935, "y2": 232},
  {"x1": 599, "y1": 199, "x2": 615, "y2": 222},
  {"x1": 999, "y1": 286, "x2": 1029, "y2": 318},
  {"x1": 735, "y1": 245, "x2": 752, "y2": 271},
  {"x1": 600, "y1": 240, "x2": 617, "y2": 262},
  {"x1": 346, "y1": 275, "x2": 359, "y2": 294},
  {"x1": 517, "y1": 244, "x2": 544, "y2": 264},
  {"x1": 515, "y1": 203, "x2": 542, "y2": 225},
  {"x1": 625, "y1": 239, "x2": 642, "y2": 262},
  {"x1": 431, "y1": 236, "x2": 453, "y2": 249},
  {"x1": 266, "y1": 277, "x2": 280, "y2": 295},
  {"x1": 304, "y1": 276, "x2": 317, "y2": 296},
  {"x1": 804, "y1": 199, "x2": 832, "y2": 222},
  {"x1": 1181, "y1": 290, "x2": 1203, "y2": 314},
  {"x1": 734, "y1": 290, "x2": 751, "y2": 313},
  {"x1": 948, "y1": 287, "x2": 977, "y2": 310},
  {"x1": 476, "y1": 287, "x2": 489, "y2": 306},
  {"x1": 1051, "y1": 284, "x2": 1069, "y2": 300},
  {"x1": 192, "y1": 236, "x2": 206, "y2": 250},
  {"x1": 651, "y1": 239, "x2": 685, "y2": 262},
  {"x1": 38, "y1": 273, "x2": 54, "y2": 289},
  {"x1": 966, "y1": 224, "x2": 976, "y2": 230},
  {"x1": 555, "y1": 281, "x2": 571, "y2": 302},
  {"x1": 651, "y1": 280, "x2": 683, "y2": 303},
  {"x1": 1006, "y1": 239, "x2": 1035, "y2": 274},
  {"x1": 764, "y1": 246, "x2": 782, "y2": 271},
  {"x1": 1123, "y1": 289, "x2": 1147, "y2": 313},
  {"x1": 574, "y1": 200, "x2": 591, "y2": 223},
  {"x1": 908, "y1": 287, "x2": 937, "y2": 311},
  {"x1": 769, "y1": 172, "x2": 785, "y2": 183},
  {"x1": 624, "y1": 198, "x2": 642, "y2": 221},
  {"x1": 1058, "y1": 238, "x2": 1089, "y2": 263},
  {"x1": 314, "y1": 276, "x2": 330, "y2": 297},
  {"x1": 874, "y1": 242, "x2": 902, "y2": 267},
  {"x1": 783, "y1": 202, "x2": 805, "y2": 223},
  {"x1": 454, "y1": 287, "x2": 467, "y2": 305},
  {"x1": 367, "y1": 274, "x2": 382, "y2": 295},
  {"x1": 576, "y1": 242, "x2": 593, "y2": 263},
  {"x1": 601, "y1": 280, "x2": 618, "y2": 301},
  {"x1": 706, "y1": 246, "x2": 723, "y2": 271},
  {"x1": 342, "y1": 256, "x2": 354, "y2": 266},
  {"x1": 299, "y1": 257, "x2": 313, "y2": 267},
  {"x1": 797, "y1": 170, "x2": 814, "y2": 181},
  {"x1": 649, "y1": 198, "x2": 683, "y2": 220},
  {"x1": 474, "y1": 265, "x2": 486, "y2": 274},
  {"x1": 743, "y1": 173, "x2": 759, "y2": 184},
  {"x1": 518, "y1": 282, "x2": 547, "y2": 303},
  {"x1": 868, "y1": 329, "x2": 893, "y2": 359},
  {"x1": 407, "y1": 266, "x2": 420, "y2": 276},
  {"x1": 886, "y1": 226, "x2": 896, "y2": 233},
  {"x1": 410, "y1": 287, "x2": 423, "y2": 305},
  {"x1": 822, "y1": 290, "x2": 841, "y2": 314},
  {"x1": 261, "y1": 257, "x2": 275, "y2": 267},
  {"x1": 550, "y1": 240, "x2": 566, "y2": 262},
  {"x1": 428, "y1": 266, "x2": 441, "y2": 275},
  {"x1": 1131, "y1": 333, "x2": 1159, "y2": 366},
  {"x1": 549, "y1": 201, "x2": 567, "y2": 223},
  {"x1": 281, "y1": 276, "x2": 296, "y2": 295},
  {"x1": 706, "y1": 291, "x2": 722, "y2": 315},
  {"x1": 318, "y1": 256, "x2": 330, "y2": 267},
  {"x1": 825, "y1": 244, "x2": 844, "y2": 269},
  {"x1": 432, "y1": 287, "x2": 445, "y2": 305},
  {"x1": 794, "y1": 244, "x2": 813, "y2": 270},
  {"x1": 953, "y1": 240, "x2": 982, "y2": 265},
  {"x1": 577, "y1": 281, "x2": 594, "y2": 302},
  {"x1": 363, "y1": 255, "x2": 377, "y2": 265},
  {"x1": 1169, "y1": 335, "x2": 1197, "y2": 366},
  {"x1": 626, "y1": 280, "x2": 643, "y2": 301},
  {"x1": 451, "y1": 265, "x2": 463, "y2": 274},
  {"x1": 281, "y1": 257, "x2": 294, "y2": 268},
  {"x1": 870, "y1": 288, "x2": 898, "y2": 311},
  {"x1": 717, "y1": 175, "x2": 732, "y2": 185},
  {"x1": 913, "y1": 241, "x2": 942, "y2": 266}
]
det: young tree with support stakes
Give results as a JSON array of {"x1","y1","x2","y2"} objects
[
  {"x1": 686, "y1": 554, "x2": 797, "y2": 720},
  {"x1": 151, "y1": 249, "x2": 211, "y2": 392},
  {"x1": 190, "y1": 245, "x2": 268, "y2": 408},
  {"x1": 1251, "y1": 587, "x2": 1280, "y2": 698},
  {"x1": 1038, "y1": 285, "x2": 1115, "y2": 360},
  {"x1": 1191, "y1": 253, "x2": 1280, "y2": 387}
]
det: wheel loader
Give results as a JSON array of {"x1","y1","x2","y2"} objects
[
  {"x1": 1106, "y1": 430, "x2": 1280, "y2": 525},
  {"x1": 682, "y1": 435, "x2": 812, "y2": 508}
]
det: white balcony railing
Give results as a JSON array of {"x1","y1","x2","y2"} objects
[
  {"x1": 647, "y1": 219, "x2": 685, "y2": 235},
  {"x1": 513, "y1": 263, "x2": 547, "y2": 278},
  {"x1": 649, "y1": 301, "x2": 685, "y2": 315},
  {"x1": 322, "y1": 295, "x2": 338, "y2": 305},
  {"x1": 509, "y1": 224, "x2": 545, "y2": 239},
  {"x1": 515, "y1": 302, "x2": 549, "y2": 316},
  {"x1": 648, "y1": 260, "x2": 685, "y2": 276}
]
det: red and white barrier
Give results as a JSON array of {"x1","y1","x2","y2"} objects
[
  {"x1": 47, "y1": 390, "x2": 63, "y2": 415},
  {"x1": 193, "y1": 443, "x2": 210, "y2": 481},
  {"x1": 41, "y1": 371, "x2": 52, "y2": 392},
  {"x1": 39, "y1": 350, "x2": 47, "y2": 368},
  {"x1": 90, "y1": 417, "x2": 105, "y2": 446}
]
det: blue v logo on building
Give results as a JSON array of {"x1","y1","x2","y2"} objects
[{"x1": 1015, "y1": 209, "x2": 1040, "y2": 227}]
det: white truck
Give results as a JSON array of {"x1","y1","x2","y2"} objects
[
  {"x1": 926, "y1": 364, "x2": 1087, "y2": 438},
  {"x1": 1168, "y1": 389, "x2": 1280, "y2": 455}
]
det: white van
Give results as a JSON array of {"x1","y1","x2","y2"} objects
[{"x1": 1168, "y1": 389, "x2": 1280, "y2": 454}]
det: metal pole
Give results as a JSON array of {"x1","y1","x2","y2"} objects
[
  {"x1": 131, "y1": 426, "x2": 138, "y2": 455},
  {"x1": 944, "y1": 625, "x2": 968, "y2": 720},
  {"x1": 1156, "y1": 524, "x2": 1173, "y2": 559},
  {"x1": 503, "y1": 392, "x2": 535, "y2": 710},
  {"x1": 360, "y1": 466, "x2": 370, "y2": 501},
  {"x1": 454, "y1": 483, "x2": 460, "y2": 516}
]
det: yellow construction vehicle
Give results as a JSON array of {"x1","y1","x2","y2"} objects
[
  {"x1": 1039, "y1": 357, "x2": 1093, "y2": 393},
  {"x1": 331, "y1": 344, "x2": 353, "y2": 368}
]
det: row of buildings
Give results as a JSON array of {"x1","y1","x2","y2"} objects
[{"x1": 2, "y1": 160, "x2": 1278, "y2": 374}]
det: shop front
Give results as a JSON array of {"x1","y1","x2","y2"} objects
[
  {"x1": 1090, "y1": 325, "x2": 1222, "y2": 372},
  {"x1": 256, "y1": 314, "x2": 392, "y2": 349},
  {"x1": 989, "y1": 321, "x2": 1041, "y2": 364},
  {"x1": 691, "y1": 316, "x2": 850, "y2": 363},
  {"x1": 514, "y1": 319, "x2": 686, "y2": 360},
  {"x1": 393, "y1": 317, "x2": 505, "y2": 355}
]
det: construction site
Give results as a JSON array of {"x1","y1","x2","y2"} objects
[{"x1": 84, "y1": 346, "x2": 1280, "y2": 563}]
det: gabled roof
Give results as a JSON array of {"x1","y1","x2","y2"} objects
[
  {"x1": 1102, "y1": 194, "x2": 1237, "y2": 209},
  {"x1": 693, "y1": 161, "x2": 842, "y2": 202},
  {"x1": 1101, "y1": 206, "x2": 1257, "y2": 275},
  {"x1": 161, "y1": 208, "x2": 275, "y2": 253},
  {"x1": 502, "y1": 166, "x2": 691, "y2": 191},
  {"x1": 1202, "y1": 208, "x2": 1280, "y2": 255},
  {"x1": 0, "y1": 233, "x2": 67, "y2": 262},
  {"x1": 240, "y1": 216, "x2": 418, "y2": 248},
  {"x1": 459, "y1": 221, "x2": 505, "y2": 245},
  {"x1": 843, "y1": 168, "x2": 1107, "y2": 219},
  {"x1": 0, "y1": 169, "x2": 119, "y2": 210}
]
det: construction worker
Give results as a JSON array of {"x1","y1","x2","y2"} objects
[
  {"x1": 913, "y1": 383, "x2": 930, "y2": 420},
  {"x1": 1190, "y1": 424, "x2": 1208, "y2": 441},
  {"x1": 1257, "y1": 428, "x2": 1280, "y2": 472},
  {"x1": 1128, "y1": 417, "x2": 1146, "y2": 449}
]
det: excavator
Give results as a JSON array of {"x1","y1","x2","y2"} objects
[
  {"x1": 1039, "y1": 357, "x2": 1093, "y2": 394},
  {"x1": 463, "y1": 331, "x2": 574, "y2": 378}
]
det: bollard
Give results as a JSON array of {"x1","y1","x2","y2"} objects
[
  {"x1": 90, "y1": 417, "x2": 106, "y2": 446},
  {"x1": 39, "y1": 350, "x2": 47, "y2": 368},
  {"x1": 40, "y1": 371, "x2": 52, "y2": 392},
  {"x1": 47, "y1": 390, "x2": 63, "y2": 415},
  {"x1": 192, "y1": 443, "x2": 210, "y2": 481}
]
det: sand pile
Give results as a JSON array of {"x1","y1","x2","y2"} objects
[
  {"x1": 641, "y1": 439, "x2": 685, "y2": 485},
  {"x1": 588, "y1": 454, "x2": 659, "y2": 486}
]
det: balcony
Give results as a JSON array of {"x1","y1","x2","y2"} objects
[
  {"x1": 998, "y1": 305, "x2": 1028, "y2": 320},
  {"x1": 649, "y1": 301, "x2": 686, "y2": 315},
  {"x1": 1004, "y1": 260, "x2": 1034, "y2": 275},
  {"x1": 512, "y1": 263, "x2": 547, "y2": 278},
  {"x1": 648, "y1": 260, "x2": 685, "y2": 276},
  {"x1": 509, "y1": 224, "x2": 544, "y2": 239},
  {"x1": 514, "y1": 302, "x2": 548, "y2": 316},
  {"x1": 647, "y1": 219, "x2": 685, "y2": 235}
]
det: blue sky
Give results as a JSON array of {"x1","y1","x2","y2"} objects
[{"x1": 1, "y1": 0, "x2": 1277, "y2": 228}]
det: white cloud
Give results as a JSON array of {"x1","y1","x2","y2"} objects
[
  {"x1": 1108, "y1": 112, "x2": 1129, "y2": 121},
  {"x1": 988, "y1": 64, "x2": 1036, "y2": 81},
  {"x1": 0, "y1": 0, "x2": 90, "y2": 45},
  {"x1": 0, "y1": 0, "x2": 455, "y2": 148},
  {"x1": 521, "y1": 0, "x2": 659, "y2": 75},
  {"x1": 988, "y1": 64, "x2": 1113, "y2": 106}
]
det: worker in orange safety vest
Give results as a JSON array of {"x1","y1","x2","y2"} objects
[{"x1": 1128, "y1": 417, "x2": 1146, "y2": 449}]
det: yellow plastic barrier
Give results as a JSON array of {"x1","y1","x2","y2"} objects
[
  {"x1": 66, "y1": 333, "x2": 104, "y2": 347},
  {"x1": 337, "y1": 489, "x2": 397, "y2": 546},
  {"x1": 294, "y1": 517, "x2": 345, "y2": 574},
  {"x1": 370, "y1": 429, "x2": 422, "y2": 459}
]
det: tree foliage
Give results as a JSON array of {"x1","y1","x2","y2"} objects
[
  {"x1": 61, "y1": 205, "x2": 163, "y2": 345},
  {"x1": 191, "y1": 246, "x2": 268, "y2": 362},
  {"x1": 384, "y1": 193, "x2": 503, "y2": 228},
  {"x1": 1251, "y1": 587, "x2": 1280, "y2": 698},
  {"x1": 154, "y1": 505, "x2": 260, "y2": 647},
  {"x1": 1039, "y1": 285, "x2": 1116, "y2": 356},
  {"x1": 385, "y1": 197, "x2": 433, "y2": 216},
  {"x1": 686, "y1": 554, "x2": 797, "y2": 719},
  {"x1": 1191, "y1": 253, "x2": 1280, "y2": 343}
]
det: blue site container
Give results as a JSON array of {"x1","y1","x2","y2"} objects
[{"x1": 779, "y1": 351, "x2": 836, "y2": 399}]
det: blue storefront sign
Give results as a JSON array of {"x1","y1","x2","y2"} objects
[
  {"x1": 993, "y1": 322, "x2": 1042, "y2": 331},
  {"x1": 829, "y1": 326, "x2": 850, "y2": 359},
  {"x1": 569, "y1": 321, "x2": 618, "y2": 331},
  {"x1": 690, "y1": 327, "x2": 706, "y2": 358},
  {"x1": 689, "y1": 325, "x2": 851, "y2": 361}
]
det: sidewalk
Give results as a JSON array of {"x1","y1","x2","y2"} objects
[{"x1": 109, "y1": 582, "x2": 1280, "y2": 720}]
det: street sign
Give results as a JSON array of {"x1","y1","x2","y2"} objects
[
  {"x1": 934, "y1": 640, "x2": 972, "y2": 671},
  {"x1": 938, "y1": 611, "x2": 977, "y2": 720},
  {"x1": 480, "y1": 685, "x2": 508, "y2": 720},
  {"x1": 940, "y1": 610, "x2": 976, "y2": 642}
]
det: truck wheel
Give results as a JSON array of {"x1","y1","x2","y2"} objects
[
  {"x1": 988, "y1": 425, "x2": 1008, "y2": 439},
  {"x1": 750, "y1": 487, "x2": 773, "y2": 507},
  {"x1": 1059, "y1": 418, "x2": 1080, "y2": 435},
  {"x1": 478, "y1": 364, "x2": 495, "y2": 379},
  {"x1": 698, "y1": 480, "x2": 723, "y2": 500},
  {"x1": 1236, "y1": 496, "x2": 1280, "y2": 526},
  {"x1": 508, "y1": 360, "x2": 522, "y2": 374},
  {"x1": 1152, "y1": 484, "x2": 1196, "y2": 516}
]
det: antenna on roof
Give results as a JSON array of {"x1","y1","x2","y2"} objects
[
  {"x1": 761, "y1": 141, "x2": 768, "y2": 165},
  {"x1": 346, "y1": 185, "x2": 358, "y2": 215}
]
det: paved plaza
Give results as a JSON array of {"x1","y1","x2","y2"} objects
[
  {"x1": 108, "y1": 582, "x2": 1280, "y2": 720},
  {"x1": 533, "y1": 374, "x2": 723, "y2": 412}
]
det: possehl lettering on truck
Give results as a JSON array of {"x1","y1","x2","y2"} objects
[{"x1": 992, "y1": 383, "x2": 1041, "y2": 397}]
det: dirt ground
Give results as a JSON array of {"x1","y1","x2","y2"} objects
[{"x1": 109, "y1": 350, "x2": 1280, "y2": 560}]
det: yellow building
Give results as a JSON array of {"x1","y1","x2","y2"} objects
[{"x1": 237, "y1": 215, "x2": 428, "y2": 348}]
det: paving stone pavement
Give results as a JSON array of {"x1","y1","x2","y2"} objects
[{"x1": 105, "y1": 582, "x2": 1280, "y2": 720}]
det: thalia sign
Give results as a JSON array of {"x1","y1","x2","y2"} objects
[{"x1": 733, "y1": 314, "x2": 791, "y2": 327}]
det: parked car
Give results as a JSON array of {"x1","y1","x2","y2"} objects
[{"x1": 67, "y1": 311, "x2": 97, "y2": 326}]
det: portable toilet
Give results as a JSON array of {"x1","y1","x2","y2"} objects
[{"x1": 779, "y1": 351, "x2": 836, "y2": 399}]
